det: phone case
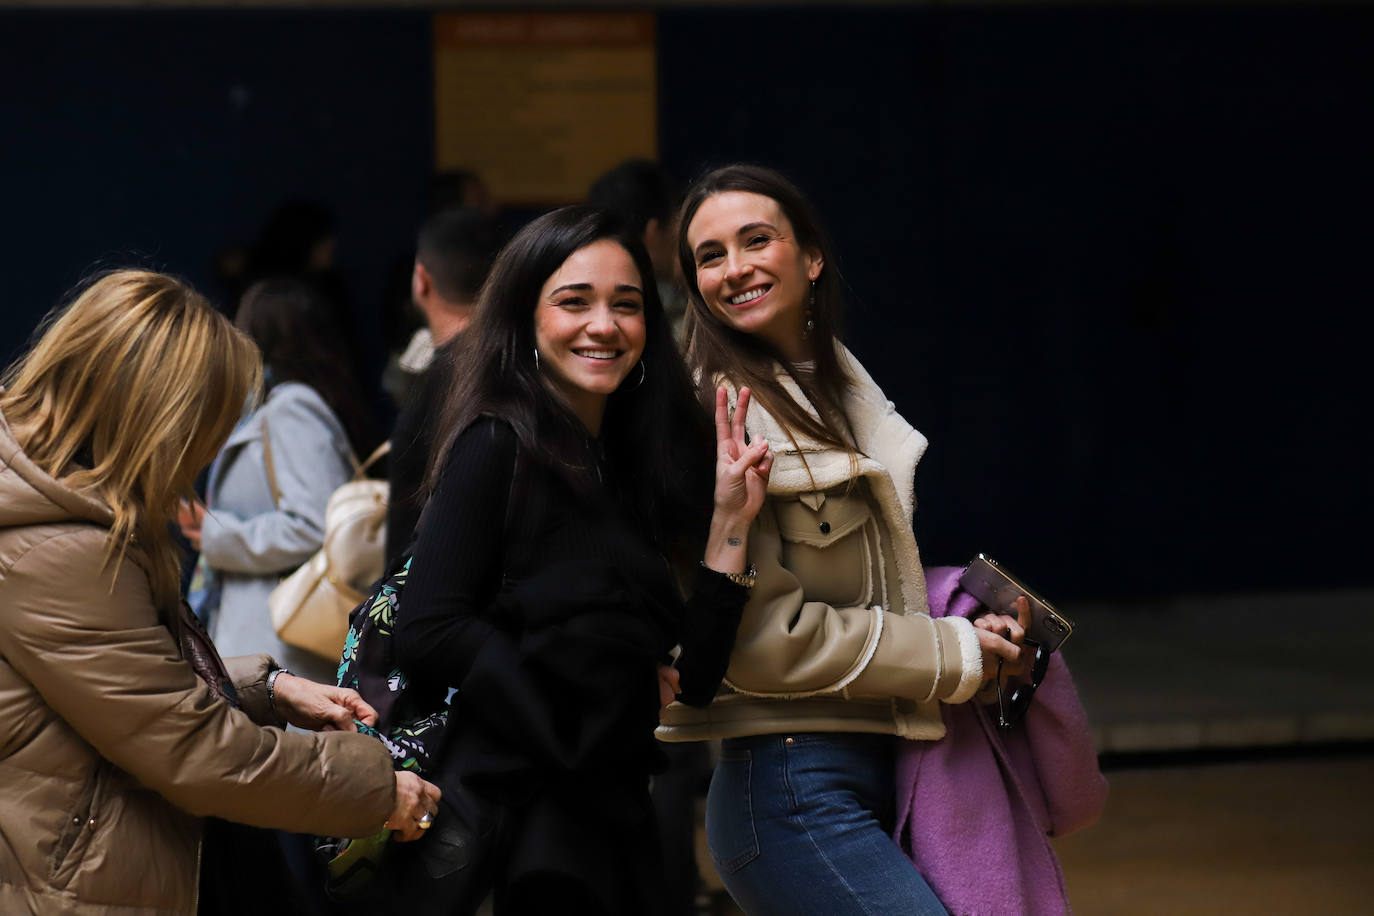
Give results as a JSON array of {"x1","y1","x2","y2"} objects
[{"x1": 959, "y1": 553, "x2": 1075, "y2": 653}]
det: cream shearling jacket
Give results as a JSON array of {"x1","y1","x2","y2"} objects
[{"x1": 658, "y1": 349, "x2": 983, "y2": 742}]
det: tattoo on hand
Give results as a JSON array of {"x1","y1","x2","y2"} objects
[{"x1": 727, "y1": 536, "x2": 743, "y2": 547}]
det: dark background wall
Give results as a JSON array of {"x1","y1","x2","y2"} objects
[{"x1": 2, "y1": 5, "x2": 1369, "y2": 601}]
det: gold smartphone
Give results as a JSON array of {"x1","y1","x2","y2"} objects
[{"x1": 959, "y1": 553, "x2": 1075, "y2": 653}]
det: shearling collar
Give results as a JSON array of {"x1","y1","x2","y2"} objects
[
  {"x1": 722, "y1": 345, "x2": 931, "y2": 616},
  {"x1": 728, "y1": 346, "x2": 929, "y2": 521}
]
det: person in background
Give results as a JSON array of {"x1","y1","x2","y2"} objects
[
  {"x1": 659, "y1": 164, "x2": 1029, "y2": 916},
  {"x1": 431, "y1": 168, "x2": 499, "y2": 217},
  {"x1": 212, "y1": 198, "x2": 337, "y2": 309},
  {"x1": 588, "y1": 158, "x2": 688, "y2": 344},
  {"x1": 381, "y1": 169, "x2": 501, "y2": 404},
  {"x1": 180, "y1": 276, "x2": 376, "y2": 685},
  {"x1": 0, "y1": 270, "x2": 439, "y2": 915},
  {"x1": 385, "y1": 208, "x2": 503, "y2": 568}
]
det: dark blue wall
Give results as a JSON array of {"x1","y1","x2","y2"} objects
[
  {"x1": 0, "y1": 10, "x2": 432, "y2": 368},
  {"x1": 657, "y1": 6, "x2": 1374, "y2": 599},
  {"x1": 3, "y1": 6, "x2": 1369, "y2": 600}
]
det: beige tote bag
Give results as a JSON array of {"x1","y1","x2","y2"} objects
[{"x1": 264, "y1": 426, "x2": 391, "y2": 662}]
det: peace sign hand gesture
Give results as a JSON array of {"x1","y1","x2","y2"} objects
[
  {"x1": 703, "y1": 385, "x2": 772, "y2": 575},
  {"x1": 713, "y1": 386, "x2": 772, "y2": 521}
]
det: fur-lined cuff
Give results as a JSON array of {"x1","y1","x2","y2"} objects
[{"x1": 940, "y1": 616, "x2": 984, "y2": 704}]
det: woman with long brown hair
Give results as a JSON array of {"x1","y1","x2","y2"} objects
[
  {"x1": 0, "y1": 270, "x2": 438, "y2": 915},
  {"x1": 657, "y1": 166, "x2": 1029, "y2": 915}
]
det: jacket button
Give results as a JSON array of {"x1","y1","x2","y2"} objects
[
  {"x1": 784, "y1": 736, "x2": 794, "y2": 746},
  {"x1": 88, "y1": 818, "x2": 96, "y2": 827},
  {"x1": 72, "y1": 817, "x2": 81, "y2": 825},
  {"x1": 819, "y1": 521, "x2": 831, "y2": 534}
]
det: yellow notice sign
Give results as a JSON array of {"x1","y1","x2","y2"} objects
[{"x1": 434, "y1": 12, "x2": 657, "y2": 206}]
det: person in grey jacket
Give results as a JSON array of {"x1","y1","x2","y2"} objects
[{"x1": 179, "y1": 277, "x2": 376, "y2": 684}]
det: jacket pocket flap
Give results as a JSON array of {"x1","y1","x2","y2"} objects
[{"x1": 775, "y1": 493, "x2": 871, "y2": 547}]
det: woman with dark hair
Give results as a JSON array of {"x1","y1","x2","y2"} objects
[
  {"x1": 180, "y1": 276, "x2": 376, "y2": 684},
  {"x1": 656, "y1": 164, "x2": 1033, "y2": 915},
  {"x1": 235, "y1": 277, "x2": 377, "y2": 457},
  {"x1": 382, "y1": 205, "x2": 772, "y2": 914}
]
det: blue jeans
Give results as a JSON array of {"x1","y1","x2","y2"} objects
[{"x1": 705, "y1": 733, "x2": 948, "y2": 916}]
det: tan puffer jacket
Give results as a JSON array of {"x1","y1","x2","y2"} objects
[{"x1": 0, "y1": 411, "x2": 396, "y2": 915}]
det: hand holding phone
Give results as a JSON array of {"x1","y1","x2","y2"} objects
[{"x1": 959, "y1": 553, "x2": 1075, "y2": 653}]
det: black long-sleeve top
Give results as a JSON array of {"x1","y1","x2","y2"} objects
[
  {"x1": 393, "y1": 416, "x2": 745, "y2": 796},
  {"x1": 384, "y1": 337, "x2": 456, "y2": 568}
]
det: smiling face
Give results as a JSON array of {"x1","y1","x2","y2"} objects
[
  {"x1": 686, "y1": 190, "x2": 823, "y2": 362},
  {"x1": 534, "y1": 238, "x2": 647, "y2": 434}
]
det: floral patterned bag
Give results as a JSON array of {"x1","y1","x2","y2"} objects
[
  {"x1": 316, "y1": 436, "x2": 523, "y2": 899},
  {"x1": 315, "y1": 554, "x2": 453, "y2": 898},
  {"x1": 334, "y1": 555, "x2": 452, "y2": 772}
]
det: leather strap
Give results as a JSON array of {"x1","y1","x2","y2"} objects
[
  {"x1": 352, "y1": 440, "x2": 392, "y2": 480},
  {"x1": 259, "y1": 415, "x2": 282, "y2": 509}
]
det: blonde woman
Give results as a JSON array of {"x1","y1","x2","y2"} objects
[{"x1": 0, "y1": 270, "x2": 439, "y2": 915}]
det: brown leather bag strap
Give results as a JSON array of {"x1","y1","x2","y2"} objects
[
  {"x1": 259, "y1": 415, "x2": 282, "y2": 509},
  {"x1": 175, "y1": 599, "x2": 240, "y2": 708}
]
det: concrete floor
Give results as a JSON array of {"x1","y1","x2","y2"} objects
[
  {"x1": 699, "y1": 750, "x2": 1374, "y2": 915},
  {"x1": 1055, "y1": 752, "x2": 1374, "y2": 915}
]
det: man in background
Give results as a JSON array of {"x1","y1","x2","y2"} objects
[{"x1": 386, "y1": 207, "x2": 501, "y2": 568}]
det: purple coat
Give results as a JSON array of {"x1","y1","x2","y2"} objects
[{"x1": 894, "y1": 567, "x2": 1108, "y2": 916}]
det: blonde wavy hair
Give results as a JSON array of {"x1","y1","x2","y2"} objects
[{"x1": 1, "y1": 270, "x2": 261, "y2": 610}]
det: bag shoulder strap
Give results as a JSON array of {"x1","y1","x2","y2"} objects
[
  {"x1": 353, "y1": 440, "x2": 392, "y2": 480},
  {"x1": 259, "y1": 415, "x2": 282, "y2": 509}
]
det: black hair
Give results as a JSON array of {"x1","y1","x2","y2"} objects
[
  {"x1": 415, "y1": 207, "x2": 503, "y2": 304},
  {"x1": 250, "y1": 199, "x2": 335, "y2": 277},
  {"x1": 587, "y1": 158, "x2": 679, "y2": 240},
  {"x1": 235, "y1": 276, "x2": 376, "y2": 457},
  {"x1": 433, "y1": 205, "x2": 712, "y2": 548}
]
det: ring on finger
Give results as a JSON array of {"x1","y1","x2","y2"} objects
[{"x1": 418, "y1": 812, "x2": 434, "y2": 829}]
